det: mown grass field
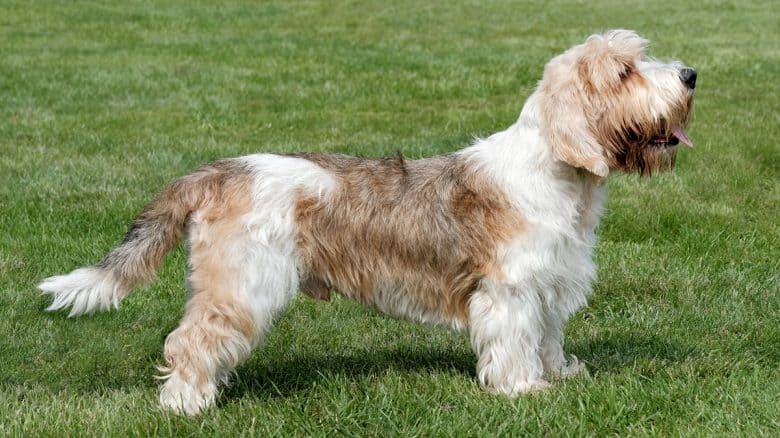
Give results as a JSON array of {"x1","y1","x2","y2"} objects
[{"x1": 1, "y1": 0, "x2": 778, "y2": 435}]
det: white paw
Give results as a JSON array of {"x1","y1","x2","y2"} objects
[
  {"x1": 545, "y1": 354, "x2": 589, "y2": 380},
  {"x1": 485, "y1": 379, "x2": 552, "y2": 397},
  {"x1": 560, "y1": 355, "x2": 589, "y2": 379},
  {"x1": 159, "y1": 372, "x2": 216, "y2": 416},
  {"x1": 513, "y1": 379, "x2": 552, "y2": 395}
]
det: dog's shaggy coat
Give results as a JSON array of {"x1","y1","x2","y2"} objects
[{"x1": 39, "y1": 30, "x2": 695, "y2": 415}]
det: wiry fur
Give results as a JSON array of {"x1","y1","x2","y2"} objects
[
  {"x1": 294, "y1": 153, "x2": 525, "y2": 329},
  {"x1": 38, "y1": 30, "x2": 695, "y2": 415}
]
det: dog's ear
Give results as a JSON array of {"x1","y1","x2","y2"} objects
[
  {"x1": 578, "y1": 30, "x2": 648, "y2": 92},
  {"x1": 541, "y1": 100, "x2": 610, "y2": 177},
  {"x1": 537, "y1": 59, "x2": 611, "y2": 177},
  {"x1": 536, "y1": 30, "x2": 648, "y2": 178}
]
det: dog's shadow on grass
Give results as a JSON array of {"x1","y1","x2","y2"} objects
[
  {"x1": 221, "y1": 331, "x2": 697, "y2": 402},
  {"x1": 571, "y1": 331, "x2": 699, "y2": 374},
  {"x1": 222, "y1": 345, "x2": 476, "y2": 401}
]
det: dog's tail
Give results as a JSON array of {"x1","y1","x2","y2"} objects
[{"x1": 39, "y1": 160, "x2": 245, "y2": 317}]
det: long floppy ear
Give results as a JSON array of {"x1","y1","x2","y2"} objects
[
  {"x1": 540, "y1": 92, "x2": 610, "y2": 177},
  {"x1": 537, "y1": 30, "x2": 648, "y2": 177}
]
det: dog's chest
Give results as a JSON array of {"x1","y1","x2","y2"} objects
[{"x1": 499, "y1": 175, "x2": 605, "y2": 293}]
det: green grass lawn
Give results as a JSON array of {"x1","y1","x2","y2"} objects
[{"x1": 1, "y1": 0, "x2": 778, "y2": 435}]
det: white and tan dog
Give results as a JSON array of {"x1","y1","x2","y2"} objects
[{"x1": 39, "y1": 30, "x2": 696, "y2": 415}]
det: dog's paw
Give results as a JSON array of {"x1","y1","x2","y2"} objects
[
  {"x1": 484, "y1": 379, "x2": 552, "y2": 397},
  {"x1": 546, "y1": 354, "x2": 589, "y2": 380},
  {"x1": 159, "y1": 372, "x2": 216, "y2": 416},
  {"x1": 513, "y1": 379, "x2": 553, "y2": 395},
  {"x1": 559, "y1": 355, "x2": 589, "y2": 379}
]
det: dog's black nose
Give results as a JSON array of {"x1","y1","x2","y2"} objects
[{"x1": 680, "y1": 68, "x2": 697, "y2": 89}]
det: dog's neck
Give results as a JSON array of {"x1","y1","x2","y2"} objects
[{"x1": 460, "y1": 94, "x2": 606, "y2": 242}]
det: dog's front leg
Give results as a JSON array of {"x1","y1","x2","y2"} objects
[
  {"x1": 540, "y1": 304, "x2": 587, "y2": 380},
  {"x1": 468, "y1": 281, "x2": 551, "y2": 395}
]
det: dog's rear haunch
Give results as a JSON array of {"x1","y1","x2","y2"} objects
[{"x1": 39, "y1": 30, "x2": 695, "y2": 415}]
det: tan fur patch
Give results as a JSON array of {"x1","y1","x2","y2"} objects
[
  {"x1": 186, "y1": 161, "x2": 255, "y2": 334},
  {"x1": 293, "y1": 153, "x2": 524, "y2": 327},
  {"x1": 162, "y1": 298, "x2": 255, "y2": 388},
  {"x1": 98, "y1": 159, "x2": 255, "y2": 290},
  {"x1": 161, "y1": 161, "x2": 257, "y2": 390}
]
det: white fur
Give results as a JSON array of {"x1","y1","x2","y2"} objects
[
  {"x1": 458, "y1": 95, "x2": 603, "y2": 391},
  {"x1": 239, "y1": 154, "x2": 337, "y2": 333},
  {"x1": 159, "y1": 370, "x2": 216, "y2": 416},
  {"x1": 38, "y1": 267, "x2": 128, "y2": 317},
  {"x1": 637, "y1": 58, "x2": 689, "y2": 117}
]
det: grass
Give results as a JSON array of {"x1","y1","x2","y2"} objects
[{"x1": 1, "y1": 0, "x2": 778, "y2": 435}]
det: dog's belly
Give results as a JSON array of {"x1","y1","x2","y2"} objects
[{"x1": 300, "y1": 261, "x2": 482, "y2": 330}]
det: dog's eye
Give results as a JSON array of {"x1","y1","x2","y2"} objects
[
  {"x1": 619, "y1": 65, "x2": 634, "y2": 80},
  {"x1": 625, "y1": 129, "x2": 640, "y2": 142}
]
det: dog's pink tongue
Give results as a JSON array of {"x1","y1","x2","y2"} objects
[{"x1": 672, "y1": 126, "x2": 693, "y2": 148}]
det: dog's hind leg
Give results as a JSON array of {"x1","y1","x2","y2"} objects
[
  {"x1": 158, "y1": 217, "x2": 298, "y2": 415},
  {"x1": 158, "y1": 294, "x2": 256, "y2": 416},
  {"x1": 468, "y1": 280, "x2": 551, "y2": 396}
]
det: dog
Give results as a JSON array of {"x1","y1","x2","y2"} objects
[{"x1": 39, "y1": 30, "x2": 695, "y2": 415}]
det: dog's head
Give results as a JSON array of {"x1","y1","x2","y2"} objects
[{"x1": 537, "y1": 30, "x2": 695, "y2": 177}]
